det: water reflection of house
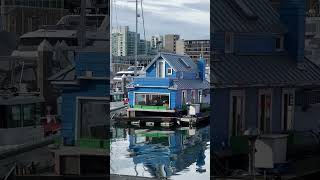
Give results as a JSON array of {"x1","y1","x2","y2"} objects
[
  {"x1": 128, "y1": 127, "x2": 209, "y2": 178},
  {"x1": 212, "y1": 0, "x2": 320, "y2": 150},
  {"x1": 127, "y1": 53, "x2": 210, "y2": 117}
]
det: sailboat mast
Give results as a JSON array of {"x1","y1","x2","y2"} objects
[{"x1": 134, "y1": 0, "x2": 138, "y2": 77}]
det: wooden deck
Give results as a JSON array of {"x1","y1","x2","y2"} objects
[
  {"x1": 110, "y1": 175, "x2": 157, "y2": 180},
  {"x1": 114, "y1": 116, "x2": 177, "y2": 127}
]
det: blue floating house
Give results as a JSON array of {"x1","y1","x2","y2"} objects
[
  {"x1": 127, "y1": 53, "x2": 210, "y2": 117},
  {"x1": 211, "y1": 0, "x2": 320, "y2": 150},
  {"x1": 50, "y1": 47, "x2": 109, "y2": 146}
]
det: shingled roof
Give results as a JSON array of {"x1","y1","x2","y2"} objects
[
  {"x1": 171, "y1": 79, "x2": 210, "y2": 90},
  {"x1": 145, "y1": 53, "x2": 198, "y2": 73},
  {"x1": 211, "y1": 54, "x2": 320, "y2": 87},
  {"x1": 212, "y1": 0, "x2": 287, "y2": 33}
]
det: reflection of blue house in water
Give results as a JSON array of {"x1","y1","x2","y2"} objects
[
  {"x1": 212, "y1": 0, "x2": 320, "y2": 150},
  {"x1": 127, "y1": 53, "x2": 210, "y2": 117},
  {"x1": 128, "y1": 127, "x2": 209, "y2": 178},
  {"x1": 50, "y1": 46, "x2": 109, "y2": 146}
]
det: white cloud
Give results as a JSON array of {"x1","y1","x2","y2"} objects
[
  {"x1": 112, "y1": 0, "x2": 210, "y2": 39},
  {"x1": 114, "y1": 0, "x2": 209, "y2": 26}
]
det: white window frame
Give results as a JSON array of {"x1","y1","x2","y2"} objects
[
  {"x1": 167, "y1": 68, "x2": 172, "y2": 75},
  {"x1": 229, "y1": 90, "x2": 246, "y2": 139},
  {"x1": 181, "y1": 90, "x2": 187, "y2": 105},
  {"x1": 225, "y1": 32, "x2": 234, "y2": 53},
  {"x1": 191, "y1": 90, "x2": 196, "y2": 103},
  {"x1": 258, "y1": 89, "x2": 273, "y2": 134},
  {"x1": 156, "y1": 60, "x2": 166, "y2": 78},
  {"x1": 133, "y1": 92, "x2": 171, "y2": 109},
  {"x1": 198, "y1": 90, "x2": 203, "y2": 103},
  {"x1": 281, "y1": 89, "x2": 295, "y2": 131},
  {"x1": 75, "y1": 96, "x2": 110, "y2": 142}
]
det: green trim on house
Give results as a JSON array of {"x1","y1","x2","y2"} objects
[
  {"x1": 137, "y1": 132, "x2": 170, "y2": 138},
  {"x1": 134, "y1": 105, "x2": 168, "y2": 110},
  {"x1": 77, "y1": 138, "x2": 109, "y2": 149}
]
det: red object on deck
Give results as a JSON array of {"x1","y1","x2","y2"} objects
[
  {"x1": 42, "y1": 116, "x2": 61, "y2": 136},
  {"x1": 123, "y1": 98, "x2": 129, "y2": 105}
]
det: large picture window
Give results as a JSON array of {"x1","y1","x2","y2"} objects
[{"x1": 135, "y1": 93, "x2": 169, "y2": 108}]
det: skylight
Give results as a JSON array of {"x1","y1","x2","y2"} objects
[
  {"x1": 234, "y1": 0, "x2": 257, "y2": 20},
  {"x1": 179, "y1": 58, "x2": 191, "y2": 68}
]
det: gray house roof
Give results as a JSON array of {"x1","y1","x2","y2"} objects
[
  {"x1": 211, "y1": 54, "x2": 320, "y2": 87},
  {"x1": 48, "y1": 65, "x2": 76, "y2": 82},
  {"x1": 171, "y1": 79, "x2": 210, "y2": 90},
  {"x1": 212, "y1": 0, "x2": 287, "y2": 33},
  {"x1": 145, "y1": 53, "x2": 198, "y2": 73}
]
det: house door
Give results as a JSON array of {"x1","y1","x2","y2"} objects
[
  {"x1": 282, "y1": 89, "x2": 295, "y2": 131},
  {"x1": 259, "y1": 89, "x2": 272, "y2": 134},
  {"x1": 229, "y1": 90, "x2": 245, "y2": 137}
]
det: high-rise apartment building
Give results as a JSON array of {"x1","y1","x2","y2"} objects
[
  {"x1": 151, "y1": 35, "x2": 163, "y2": 50},
  {"x1": 112, "y1": 26, "x2": 150, "y2": 56},
  {"x1": 112, "y1": 26, "x2": 139, "y2": 56},
  {"x1": 176, "y1": 39, "x2": 210, "y2": 64},
  {"x1": 163, "y1": 34, "x2": 180, "y2": 53}
]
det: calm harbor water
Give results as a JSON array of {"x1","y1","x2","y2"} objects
[{"x1": 110, "y1": 125, "x2": 210, "y2": 179}]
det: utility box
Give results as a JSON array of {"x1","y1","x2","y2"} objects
[
  {"x1": 188, "y1": 104, "x2": 200, "y2": 116},
  {"x1": 255, "y1": 134, "x2": 288, "y2": 168}
]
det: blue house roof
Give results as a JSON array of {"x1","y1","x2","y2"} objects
[
  {"x1": 145, "y1": 53, "x2": 198, "y2": 73},
  {"x1": 211, "y1": 54, "x2": 320, "y2": 87},
  {"x1": 212, "y1": 0, "x2": 287, "y2": 33}
]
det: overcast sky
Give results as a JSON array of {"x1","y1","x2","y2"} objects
[{"x1": 111, "y1": 0, "x2": 210, "y2": 40}]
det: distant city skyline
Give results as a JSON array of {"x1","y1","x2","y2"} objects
[{"x1": 111, "y1": 0, "x2": 210, "y2": 40}]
